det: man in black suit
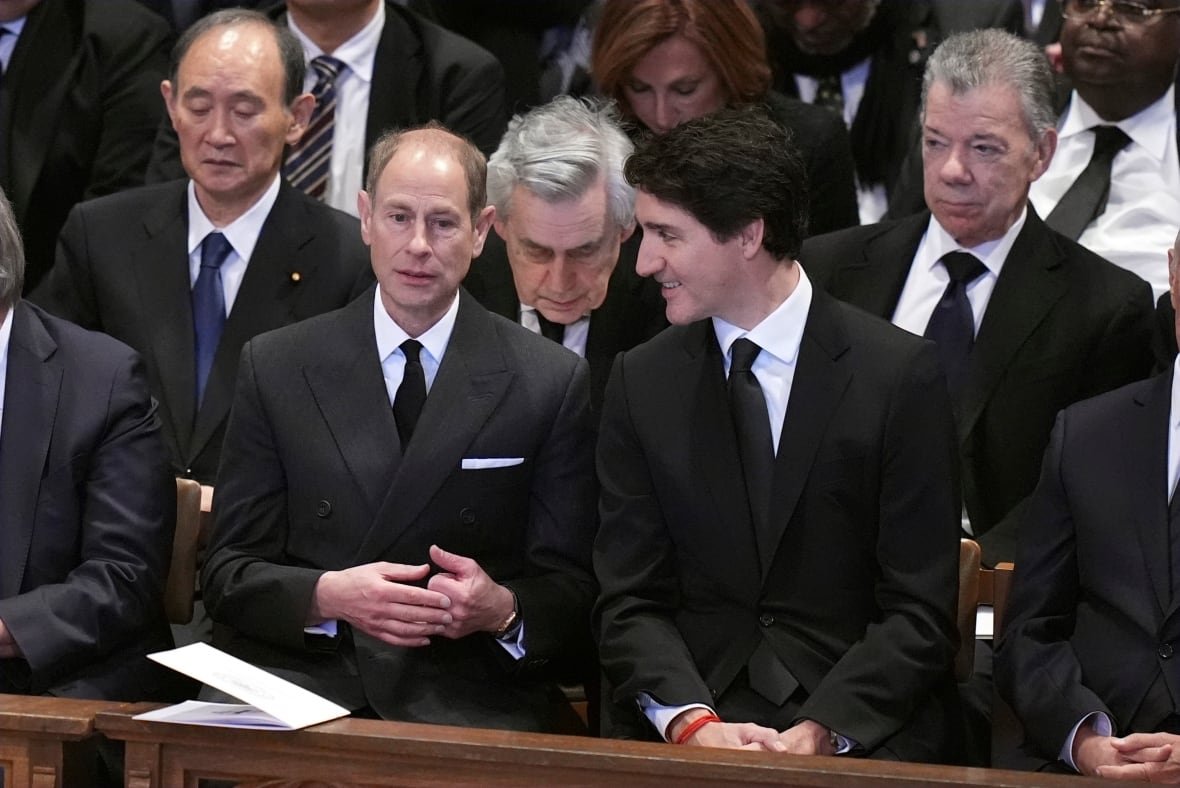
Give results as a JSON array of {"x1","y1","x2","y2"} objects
[
  {"x1": 801, "y1": 29, "x2": 1153, "y2": 566},
  {"x1": 202, "y1": 125, "x2": 597, "y2": 729},
  {"x1": 0, "y1": 186, "x2": 178, "y2": 701},
  {"x1": 147, "y1": 0, "x2": 507, "y2": 215},
  {"x1": 594, "y1": 106, "x2": 961, "y2": 761},
  {"x1": 33, "y1": 10, "x2": 372, "y2": 486},
  {"x1": 465, "y1": 95, "x2": 665, "y2": 414},
  {"x1": 0, "y1": 0, "x2": 171, "y2": 294},
  {"x1": 996, "y1": 229, "x2": 1180, "y2": 778}
]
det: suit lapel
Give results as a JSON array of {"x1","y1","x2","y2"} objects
[
  {"x1": 0, "y1": 304, "x2": 60, "y2": 598},
  {"x1": 2, "y1": 0, "x2": 79, "y2": 215},
  {"x1": 763, "y1": 290, "x2": 853, "y2": 578},
  {"x1": 682, "y1": 322, "x2": 763, "y2": 588},
  {"x1": 303, "y1": 292, "x2": 399, "y2": 519},
  {"x1": 132, "y1": 183, "x2": 196, "y2": 457},
  {"x1": 1127, "y1": 373, "x2": 1174, "y2": 619},
  {"x1": 190, "y1": 184, "x2": 314, "y2": 462},
  {"x1": 836, "y1": 215, "x2": 926, "y2": 319},
  {"x1": 353, "y1": 293, "x2": 514, "y2": 562},
  {"x1": 958, "y1": 209, "x2": 1068, "y2": 441}
]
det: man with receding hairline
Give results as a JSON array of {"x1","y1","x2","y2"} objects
[{"x1": 202, "y1": 124, "x2": 597, "y2": 729}]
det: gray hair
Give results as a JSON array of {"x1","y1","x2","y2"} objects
[
  {"x1": 487, "y1": 96, "x2": 636, "y2": 229},
  {"x1": 170, "y1": 9, "x2": 306, "y2": 106},
  {"x1": 921, "y1": 29, "x2": 1056, "y2": 140},
  {"x1": 0, "y1": 187, "x2": 24, "y2": 308}
]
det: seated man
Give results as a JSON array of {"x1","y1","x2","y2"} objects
[
  {"x1": 594, "y1": 106, "x2": 962, "y2": 761},
  {"x1": 0, "y1": 186, "x2": 177, "y2": 700},
  {"x1": 466, "y1": 95, "x2": 666, "y2": 415},
  {"x1": 997, "y1": 230, "x2": 1180, "y2": 778},
  {"x1": 202, "y1": 124, "x2": 598, "y2": 729}
]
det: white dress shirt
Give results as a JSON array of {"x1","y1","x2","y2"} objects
[
  {"x1": 288, "y1": 4, "x2": 383, "y2": 217},
  {"x1": 0, "y1": 306, "x2": 13, "y2": 445},
  {"x1": 891, "y1": 209, "x2": 1026, "y2": 339},
  {"x1": 1029, "y1": 87, "x2": 1180, "y2": 300},
  {"x1": 186, "y1": 175, "x2": 281, "y2": 313},
  {"x1": 794, "y1": 59, "x2": 888, "y2": 224},
  {"x1": 0, "y1": 16, "x2": 27, "y2": 71},
  {"x1": 520, "y1": 306, "x2": 590, "y2": 358}
]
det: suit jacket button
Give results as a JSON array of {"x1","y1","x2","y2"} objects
[
  {"x1": 459, "y1": 507, "x2": 476, "y2": 525},
  {"x1": 1160, "y1": 643, "x2": 1174, "y2": 659},
  {"x1": 316, "y1": 500, "x2": 332, "y2": 518},
  {"x1": 758, "y1": 613, "x2": 775, "y2": 627}
]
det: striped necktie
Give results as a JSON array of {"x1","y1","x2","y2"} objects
[{"x1": 284, "y1": 56, "x2": 344, "y2": 199}]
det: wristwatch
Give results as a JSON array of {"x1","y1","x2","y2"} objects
[{"x1": 493, "y1": 590, "x2": 521, "y2": 639}]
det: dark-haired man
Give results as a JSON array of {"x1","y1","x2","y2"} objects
[
  {"x1": 594, "y1": 105, "x2": 961, "y2": 761},
  {"x1": 33, "y1": 10, "x2": 373, "y2": 487}
]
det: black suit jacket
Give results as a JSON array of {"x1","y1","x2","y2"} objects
[
  {"x1": 0, "y1": 301, "x2": 178, "y2": 699},
  {"x1": 147, "y1": 1, "x2": 507, "y2": 183},
  {"x1": 30, "y1": 179, "x2": 373, "y2": 484},
  {"x1": 802, "y1": 209, "x2": 1154, "y2": 563},
  {"x1": 594, "y1": 288, "x2": 961, "y2": 760},
  {"x1": 3, "y1": 0, "x2": 170, "y2": 293},
  {"x1": 463, "y1": 232, "x2": 667, "y2": 414},
  {"x1": 202, "y1": 289, "x2": 598, "y2": 729},
  {"x1": 996, "y1": 372, "x2": 1180, "y2": 764}
]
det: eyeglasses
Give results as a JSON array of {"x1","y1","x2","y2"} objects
[{"x1": 1061, "y1": 0, "x2": 1180, "y2": 24}]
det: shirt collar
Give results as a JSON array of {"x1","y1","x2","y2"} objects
[
  {"x1": 2, "y1": 16, "x2": 27, "y2": 36},
  {"x1": 1060, "y1": 85, "x2": 1175, "y2": 163},
  {"x1": 0, "y1": 304, "x2": 14, "y2": 410},
  {"x1": 1172, "y1": 351, "x2": 1180, "y2": 431},
  {"x1": 712, "y1": 264, "x2": 814, "y2": 367},
  {"x1": 373, "y1": 287, "x2": 460, "y2": 366},
  {"x1": 287, "y1": 2, "x2": 383, "y2": 85},
  {"x1": 924, "y1": 207, "x2": 1027, "y2": 278},
  {"x1": 186, "y1": 174, "x2": 282, "y2": 262}
]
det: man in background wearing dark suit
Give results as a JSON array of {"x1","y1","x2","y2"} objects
[
  {"x1": 997, "y1": 229, "x2": 1180, "y2": 778},
  {"x1": 0, "y1": 184, "x2": 178, "y2": 702},
  {"x1": 202, "y1": 124, "x2": 598, "y2": 729},
  {"x1": 33, "y1": 10, "x2": 372, "y2": 487},
  {"x1": 594, "y1": 106, "x2": 961, "y2": 761},
  {"x1": 0, "y1": 0, "x2": 171, "y2": 293},
  {"x1": 465, "y1": 95, "x2": 665, "y2": 415},
  {"x1": 802, "y1": 29, "x2": 1152, "y2": 566}
]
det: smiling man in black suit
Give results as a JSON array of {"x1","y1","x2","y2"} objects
[{"x1": 594, "y1": 105, "x2": 961, "y2": 761}]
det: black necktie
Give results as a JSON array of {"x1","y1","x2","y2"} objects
[
  {"x1": 393, "y1": 339, "x2": 426, "y2": 445},
  {"x1": 1045, "y1": 125, "x2": 1132, "y2": 240},
  {"x1": 814, "y1": 73, "x2": 844, "y2": 117},
  {"x1": 728, "y1": 339, "x2": 775, "y2": 559},
  {"x1": 924, "y1": 252, "x2": 987, "y2": 399},
  {"x1": 535, "y1": 311, "x2": 565, "y2": 345},
  {"x1": 192, "y1": 232, "x2": 233, "y2": 407}
]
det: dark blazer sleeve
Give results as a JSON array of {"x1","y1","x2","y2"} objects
[
  {"x1": 30, "y1": 202, "x2": 101, "y2": 329},
  {"x1": 0, "y1": 330, "x2": 174, "y2": 681}
]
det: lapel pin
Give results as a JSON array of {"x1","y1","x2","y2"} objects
[{"x1": 290, "y1": 272, "x2": 302, "y2": 283}]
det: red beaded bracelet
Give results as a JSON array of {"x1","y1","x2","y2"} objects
[{"x1": 673, "y1": 712, "x2": 722, "y2": 745}]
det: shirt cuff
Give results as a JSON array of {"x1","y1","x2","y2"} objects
[
  {"x1": 495, "y1": 621, "x2": 526, "y2": 660},
  {"x1": 304, "y1": 620, "x2": 338, "y2": 637},
  {"x1": 1060, "y1": 710, "x2": 1114, "y2": 771},
  {"x1": 637, "y1": 692, "x2": 715, "y2": 741}
]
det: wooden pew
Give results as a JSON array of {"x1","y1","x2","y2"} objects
[
  {"x1": 0, "y1": 695, "x2": 122, "y2": 788},
  {"x1": 97, "y1": 704, "x2": 1083, "y2": 787}
]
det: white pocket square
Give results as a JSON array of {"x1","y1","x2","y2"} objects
[{"x1": 461, "y1": 457, "x2": 525, "y2": 469}]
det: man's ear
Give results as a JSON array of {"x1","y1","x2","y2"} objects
[
  {"x1": 471, "y1": 205, "x2": 496, "y2": 258},
  {"x1": 284, "y1": 92, "x2": 316, "y2": 147},
  {"x1": 738, "y1": 217, "x2": 765, "y2": 259}
]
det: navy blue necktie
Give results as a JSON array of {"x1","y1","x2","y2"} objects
[
  {"x1": 924, "y1": 252, "x2": 987, "y2": 399},
  {"x1": 393, "y1": 339, "x2": 426, "y2": 445},
  {"x1": 192, "y1": 232, "x2": 232, "y2": 407}
]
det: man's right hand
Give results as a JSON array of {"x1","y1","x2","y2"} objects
[
  {"x1": 310, "y1": 562, "x2": 453, "y2": 647},
  {"x1": 1074, "y1": 724, "x2": 1134, "y2": 777},
  {"x1": 667, "y1": 708, "x2": 785, "y2": 751}
]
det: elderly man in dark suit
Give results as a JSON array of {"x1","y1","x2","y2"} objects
[
  {"x1": 0, "y1": 185, "x2": 178, "y2": 701},
  {"x1": 594, "y1": 105, "x2": 961, "y2": 762},
  {"x1": 801, "y1": 29, "x2": 1153, "y2": 566},
  {"x1": 0, "y1": 0, "x2": 171, "y2": 294},
  {"x1": 32, "y1": 10, "x2": 372, "y2": 487},
  {"x1": 464, "y1": 96, "x2": 666, "y2": 415},
  {"x1": 997, "y1": 229, "x2": 1180, "y2": 779},
  {"x1": 202, "y1": 124, "x2": 597, "y2": 729}
]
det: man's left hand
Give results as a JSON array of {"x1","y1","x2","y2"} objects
[
  {"x1": 777, "y1": 720, "x2": 835, "y2": 756},
  {"x1": 1096, "y1": 733, "x2": 1180, "y2": 782},
  {"x1": 0, "y1": 619, "x2": 21, "y2": 658},
  {"x1": 427, "y1": 544, "x2": 516, "y2": 639}
]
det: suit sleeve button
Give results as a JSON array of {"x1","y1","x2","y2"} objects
[
  {"x1": 316, "y1": 500, "x2": 332, "y2": 518},
  {"x1": 459, "y1": 507, "x2": 476, "y2": 525},
  {"x1": 1160, "y1": 643, "x2": 1174, "y2": 659}
]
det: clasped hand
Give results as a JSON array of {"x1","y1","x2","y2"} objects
[{"x1": 310, "y1": 544, "x2": 514, "y2": 648}]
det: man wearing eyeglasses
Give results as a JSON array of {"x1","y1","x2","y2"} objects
[{"x1": 1029, "y1": 0, "x2": 1180, "y2": 301}]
